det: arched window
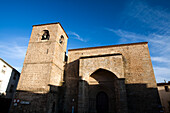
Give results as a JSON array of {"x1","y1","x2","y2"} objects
[
  {"x1": 42, "y1": 30, "x2": 50, "y2": 40},
  {"x1": 59, "y1": 35, "x2": 64, "y2": 44}
]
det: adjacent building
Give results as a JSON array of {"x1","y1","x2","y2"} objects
[
  {"x1": 157, "y1": 81, "x2": 170, "y2": 113},
  {"x1": 0, "y1": 58, "x2": 20, "y2": 113},
  {"x1": 10, "y1": 22, "x2": 161, "y2": 113}
]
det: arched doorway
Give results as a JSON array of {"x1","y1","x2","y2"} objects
[
  {"x1": 88, "y1": 69, "x2": 118, "y2": 113},
  {"x1": 96, "y1": 91, "x2": 109, "y2": 113},
  {"x1": 78, "y1": 68, "x2": 127, "y2": 113}
]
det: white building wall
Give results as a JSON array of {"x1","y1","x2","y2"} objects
[{"x1": 0, "y1": 60, "x2": 13, "y2": 95}]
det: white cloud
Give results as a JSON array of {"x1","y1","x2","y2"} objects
[
  {"x1": 105, "y1": 28, "x2": 147, "y2": 40},
  {"x1": 0, "y1": 40, "x2": 27, "y2": 73},
  {"x1": 67, "y1": 31, "x2": 87, "y2": 42},
  {"x1": 106, "y1": 28, "x2": 170, "y2": 82},
  {"x1": 106, "y1": 28, "x2": 170, "y2": 53},
  {"x1": 151, "y1": 57, "x2": 170, "y2": 63},
  {"x1": 125, "y1": 1, "x2": 170, "y2": 33},
  {"x1": 0, "y1": 42, "x2": 27, "y2": 59},
  {"x1": 153, "y1": 66, "x2": 170, "y2": 83}
]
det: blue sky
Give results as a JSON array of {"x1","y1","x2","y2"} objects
[{"x1": 0, "y1": 0, "x2": 170, "y2": 83}]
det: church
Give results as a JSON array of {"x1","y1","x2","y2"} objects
[{"x1": 10, "y1": 22, "x2": 161, "y2": 113}]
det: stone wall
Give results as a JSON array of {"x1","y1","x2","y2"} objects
[
  {"x1": 10, "y1": 23, "x2": 68, "y2": 113},
  {"x1": 66, "y1": 42, "x2": 161, "y2": 113},
  {"x1": 68, "y1": 42, "x2": 157, "y2": 87},
  {"x1": 9, "y1": 22, "x2": 161, "y2": 113}
]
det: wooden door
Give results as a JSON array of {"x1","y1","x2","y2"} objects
[{"x1": 96, "y1": 91, "x2": 109, "y2": 113}]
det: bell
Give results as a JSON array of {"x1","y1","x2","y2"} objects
[{"x1": 44, "y1": 35, "x2": 46, "y2": 39}]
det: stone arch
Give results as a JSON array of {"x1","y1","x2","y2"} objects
[
  {"x1": 88, "y1": 68, "x2": 119, "y2": 113},
  {"x1": 41, "y1": 30, "x2": 50, "y2": 40},
  {"x1": 79, "y1": 54, "x2": 125, "y2": 81},
  {"x1": 91, "y1": 68, "x2": 118, "y2": 78},
  {"x1": 78, "y1": 56, "x2": 128, "y2": 113},
  {"x1": 88, "y1": 68, "x2": 118, "y2": 85}
]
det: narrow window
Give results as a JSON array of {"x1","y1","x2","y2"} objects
[
  {"x1": 59, "y1": 35, "x2": 64, "y2": 44},
  {"x1": 165, "y1": 86, "x2": 169, "y2": 92},
  {"x1": 46, "y1": 49, "x2": 49, "y2": 54},
  {"x1": 64, "y1": 52, "x2": 68, "y2": 62},
  {"x1": 42, "y1": 30, "x2": 50, "y2": 40}
]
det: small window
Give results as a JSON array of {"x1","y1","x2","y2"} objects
[
  {"x1": 64, "y1": 52, "x2": 68, "y2": 62},
  {"x1": 13, "y1": 73, "x2": 17, "y2": 80},
  {"x1": 46, "y1": 49, "x2": 49, "y2": 54},
  {"x1": 1, "y1": 69, "x2": 5, "y2": 74},
  {"x1": 165, "y1": 86, "x2": 169, "y2": 92},
  {"x1": 9, "y1": 85, "x2": 14, "y2": 93},
  {"x1": 1, "y1": 65, "x2": 6, "y2": 74},
  {"x1": 42, "y1": 30, "x2": 50, "y2": 40},
  {"x1": 59, "y1": 35, "x2": 64, "y2": 44}
]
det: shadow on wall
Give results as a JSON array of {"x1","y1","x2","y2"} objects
[
  {"x1": 64, "y1": 60, "x2": 162, "y2": 113},
  {"x1": 9, "y1": 85, "x2": 65, "y2": 113},
  {"x1": 9, "y1": 82, "x2": 162, "y2": 113},
  {"x1": 75, "y1": 79, "x2": 162, "y2": 113},
  {"x1": 0, "y1": 98, "x2": 12, "y2": 113},
  {"x1": 9, "y1": 59, "x2": 162, "y2": 113},
  {"x1": 126, "y1": 84, "x2": 162, "y2": 113},
  {"x1": 87, "y1": 69, "x2": 123, "y2": 113}
]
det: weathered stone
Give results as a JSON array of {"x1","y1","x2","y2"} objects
[{"x1": 10, "y1": 22, "x2": 161, "y2": 113}]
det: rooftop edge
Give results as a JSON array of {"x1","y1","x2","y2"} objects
[
  {"x1": 32, "y1": 22, "x2": 69, "y2": 38},
  {"x1": 68, "y1": 42, "x2": 148, "y2": 51},
  {"x1": 32, "y1": 22, "x2": 59, "y2": 27},
  {"x1": 0, "y1": 58, "x2": 20, "y2": 73}
]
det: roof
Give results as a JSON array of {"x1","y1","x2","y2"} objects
[
  {"x1": 68, "y1": 42, "x2": 148, "y2": 51},
  {"x1": 80, "y1": 53, "x2": 122, "y2": 59},
  {"x1": 32, "y1": 22, "x2": 69, "y2": 38},
  {"x1": 0, "y1": 58, "x2": 20, "y2": 73},
  {"x1": 32, "y1": 22, "x2": 60, "y2": 27}
]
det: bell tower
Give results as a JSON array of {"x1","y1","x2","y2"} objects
[{"x1": 11, "y1": 23, "x2": 68, "y2": 113}]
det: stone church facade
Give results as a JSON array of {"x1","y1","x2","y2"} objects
[{"x1": 10, "y1": 22, "x2": 161, "y2": 113}]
